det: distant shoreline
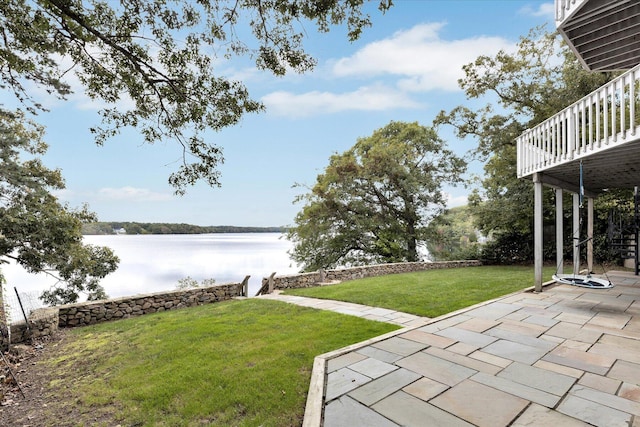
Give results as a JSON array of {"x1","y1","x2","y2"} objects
[{"x1": 82, "y1": 221, "x2": 287, "y2": 235}]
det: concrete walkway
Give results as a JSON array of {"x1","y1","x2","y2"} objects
[
  {"x1": 268, "y1": 271, "x2": 640, "y2": 427},
  {"x1": 257, "y1": 291, "x2": 430, "y2": 327}
]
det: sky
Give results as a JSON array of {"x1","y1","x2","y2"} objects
[{"x1": 8, "y1": 1, "x2": 555, "y2": 227}]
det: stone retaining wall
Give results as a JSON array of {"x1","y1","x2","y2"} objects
[
  {"x1": 3, "y1": 282, "x2": 244, "y2": 348},
  {"x1": 270, "y1": 260, "x2": 482, "y2": 290},
  {"x1": 3, "y1": 261, "x2": 482, "y2": 347},
  {"x1": 57, "y1": 282, "x2": 244, "y2": 328},
  {"x1": 2, "y1": 307, "x2": 59, "y2": 349}
]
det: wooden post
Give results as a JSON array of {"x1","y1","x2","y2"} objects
[
  {"x1": 587, "y1": 197, "x2": 594, "y2": 274},
  {"x1": 534, "y1": 174, "x2": 544, "y2": 292},
  {"x1": 556, "y1": 188, "x2": 564, "y2": 274},
  {"x1": 0, "y1": 279, "x2": 8, "y2": 350},
  {"x1": 573, "y1": 193, "x2": 581, "y2": 275},
  {"x1": 268, "y1": 272, "x2": 276, "y2": 294},
  {"x1": 241, "y1": 275, "x2": 250, "y2": 297}
]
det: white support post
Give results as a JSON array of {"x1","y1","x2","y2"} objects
[
  {"x1": 534, "y1": 175, "x2": 544, "y2": 292},
  {"x1": 556, "y1": 188, "x2": 564, "y2": 274},
  {"x1": 573, "y1": 193, "x2": 581, "y2": 275},
  {"x1": 587, "y1": 197, "x2": 594, "y2": 274}
]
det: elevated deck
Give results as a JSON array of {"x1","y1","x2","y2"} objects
[
  {"x1": 557, "y1": 0, "x2": 640, "y2": 71},
  {"x1": 517, "y1": 62, "x2": 640, "y2": 192}
]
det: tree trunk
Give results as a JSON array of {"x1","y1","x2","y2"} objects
[
  {"x1": 406, "y1": 221, "x2": 419, "y2": 262},
  {"x1": 0, "y1": 275, "x2": 8, "y2": 350}
]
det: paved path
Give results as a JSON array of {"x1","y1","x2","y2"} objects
[
  {"x1": 256, "y1": 291, "x2": 430, "y2": 327},
  {"x1": 271, "y1": 271, "x2": 640, "y2": 427}
]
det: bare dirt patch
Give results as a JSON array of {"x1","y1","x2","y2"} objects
[{"x1": 0, "y1": 331, "x2": 120, "y2": 427}]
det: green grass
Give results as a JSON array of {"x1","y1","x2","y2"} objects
[
  {"x1": 43, "y1": 299, "x2": 398, "y2": 427},
  {"x1": 283, "y1": 265, "x2": 557, "y2": 318},
  {"x1": 38, "y1": 265, "x2": 558, "y2": 425}
]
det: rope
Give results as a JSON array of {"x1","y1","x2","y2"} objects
[{"x1": 579, "y1": 160, "x2": 584, "y2": 208}]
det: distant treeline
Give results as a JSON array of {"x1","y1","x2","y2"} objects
[{"x1": 82, "y1": 222, "x2": 286, "y2": 235}]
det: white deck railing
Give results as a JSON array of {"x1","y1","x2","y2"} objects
[
  {"x1": 517, "y1": 62, "x2": 640, "y2": 178},
  {"x1": 556, "y1": 0, "x2": 585, "y2": 24}
]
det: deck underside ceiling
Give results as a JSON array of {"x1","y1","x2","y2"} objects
[
  {"x1": 559, "y1": 0, "x2": 640, "y2": 71},
  {"x1": 533, "y1": 139, "x2": 640, "y2": 193}
]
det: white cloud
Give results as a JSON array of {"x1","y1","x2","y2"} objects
[
  {"x1": 262, "y1": 23, "x2": 515, "y2": 117},
  {"x1": 331, "y1": 23, "x2": 515, "y2": 92},
  {"x1": 262, "y1": 84, "x2": 422, "y2": 117},
  {"x1": 519, "y1": 3, "x2": 555, "y2": 19},
  {"x1": 444, "y1": 192, "x2": 468, "y2": 208},
  {"x1": 98, "y1": 187, "x2": 172, "y2": 202}
]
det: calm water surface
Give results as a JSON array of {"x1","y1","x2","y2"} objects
[{"x1": 4, "y1": 233, "x2": 299, "y2": 302}]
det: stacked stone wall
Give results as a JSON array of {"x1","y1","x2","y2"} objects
[
  {"x1": 57, "y1": 282, "x2": 244, "y2": 328},
  {"x1": 4, "y1": 282, "x2": 243, "y2": 347},
  {"x1": 7, "y1": 308, "x2": 59, "y2": 346},
  {"x1": 271, "y1": 260, "x2": 482, "y2": 290},
  {"x1": 4, "y1": 262, "x2": 482, "y2": 346}
]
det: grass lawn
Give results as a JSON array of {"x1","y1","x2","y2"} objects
[
  {"x1": 41, "y1": 299, "x2": 398, "y2": 427},
  {"x1": 283, "y1": 265, "x2": 558, "y2": 318}
]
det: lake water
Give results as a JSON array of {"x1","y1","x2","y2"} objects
[{"x1": 3, "y1": 233, "x2": 299, "y2": 310}]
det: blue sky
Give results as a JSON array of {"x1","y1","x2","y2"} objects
[{"x1": 16, "y1": 1, "x2": 555, "y2": 227}]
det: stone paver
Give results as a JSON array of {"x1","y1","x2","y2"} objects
[
  {"x1": 424, "y1": 346, "x2": 502, "y2": 375},
  {"x1": 498, "y1": 361, "x2": 576, "y2": 396},
  {"x1": 471, "y1": 371, "x2": 561, "y2": 408},
  {"x1": 511, "y1": 403, "x2": 589, "y2": 426},
  {"x1": 543, "y1": 346, "x2": 616, "y2": 375},
  {"x1": 325, "y1": 368, "x2": 371, "y2": 401},
  {"x1": 348, "y1": 368, "x2": 421, "y2": 406},
  {"x1": 356, "y1": 346, "x2": 404, "y2": 364},
  {"x1": 482, "y1": 339, "x2": 550, "y2": 364},
  {"x1": 372, "y1": 391, "x2": 473, "y2": 427},
  {"x1": 349, "y1": 357, "x2": 397, "y2": 379},
  {"x1": 430, "y1": 379, "x2": 529, "y2": 427},
  {"x1": 569, "y1": 385, "x2": 640, "y2": 415},
  {"x1": 486, "y1": 326, "x2": 557, "y2": 350},
  {"x1": 324, "y1": 396, "x2": 399, "y2": 427},
  {"x1": 402, "y1": 377, "x2": 449, "y2": 401},
  {"x1": 371, "y1": 337, "x2": 426, "y2": 357},
  {"x1": 396, "y1": 351, "x2": 476, "y2": 386},
  {"x1": 435, "y1": 326, "x2": 498, "y2": 347},
  {"x1": 608, "y1": 359, "x2": 640, "y2": 384},
  {"x1": 619, "y1": 383, "x2": 640, "y2": 402},
  {"x1": 557, "y1": 395, "x2": 632, "y2": 427},
  {"x1": 262, "y1": 271, "x2": 640, "y2": 427},
  {"x1": 399, "y1": 329, "x2": 456, "y2": 348},
  {"x1": 327, "y1": 352, "x2": 367, "y2": 373},
  {"x1": 255, "y1": 292, "x2": 427, "y2": 326},
  {"x1": 578, "y1": 372, "x2": 622, "y2": 394}
]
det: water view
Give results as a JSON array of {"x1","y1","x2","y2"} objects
[{"x1": 3, "y1": 233, "x2": 299, "y2": 307}]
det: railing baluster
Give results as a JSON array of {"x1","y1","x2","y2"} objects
[
  {"x1": 620, "y1": 76, "x2": 627, "y2": 139},
  {"x1": 544, "y1": 118, "x2": 559, "y2": 162},
  {"x1": 580, "y1": 98, "x2": 586, "y2": 153},
  {"x1": 571, "y1": 108, "x2": 577, "y2": 160},
  {"x1": 516, "y1": 60, "x2": 640, "y2": 178},
  {"x1": 604, "y1": 86, "x2": 609, "y2": 145},
  {"x1": 596, "y1": 89, "x2": 601, "y2": 145},
  {"x1": 631, "y1": 70, "x2": 636, "y2": 136},
  {"x1": 612, "y1": 79, "x2": 617, "y2": 143},
  {"x1": 589, "y1": 95, "x2": 594, "y2": 150}
]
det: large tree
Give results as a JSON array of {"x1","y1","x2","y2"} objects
[
  {"x1": 0, "y1": 110, "x2": 119, "y2": 306},
  {"x1": 1, "y1": 0, "x2": 392, "y2": 193},
  {"x1": 288, "y1": 121, "x2": 466, "y2": 271},
  {"x1": 435, "y1": 26, "x2": 617, "y2": 262},
  {"x1": 0, "y1": 0, "x2": 392, "y2": 306}
]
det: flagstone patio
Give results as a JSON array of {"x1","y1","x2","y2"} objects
[{"x1": 298, "y1": 270, "x2": 640, "y2": 426}]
